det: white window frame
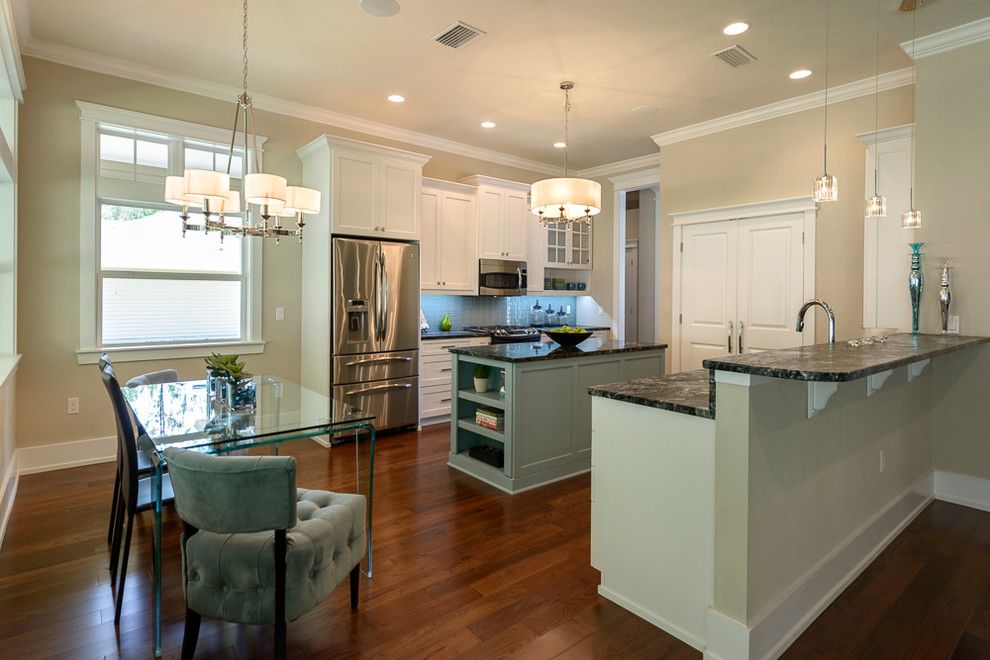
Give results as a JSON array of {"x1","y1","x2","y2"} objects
[{"x1": 75, "y1": 101, "x2": 266, "y2": 364}]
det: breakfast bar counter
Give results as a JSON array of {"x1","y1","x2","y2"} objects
[{"x1": 447, "y1": 339, "x2": 666, "y2": 493}]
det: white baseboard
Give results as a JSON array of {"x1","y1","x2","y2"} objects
[
  {"x1": 0, "y1": 453, "x2": 19, "y2": 549},
  {"x1": 15, "y1": 435, "x2": 116, "y2": 475},
  {"x1": 599, "y1": 585, "x2": 707, "y2": 652},
  {"x1": 934, "y1": 470, "x2": 990, "y2": 512},
  {"x1": 705, "y1": 471, "x2": 934, "y2": 660}
]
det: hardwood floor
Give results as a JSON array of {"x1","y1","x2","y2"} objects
[{"x1": 2, "y1": 424, "x2": 989, "y2": 658}]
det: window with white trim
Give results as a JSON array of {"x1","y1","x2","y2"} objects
[{"x1": 77, "y1": 103, "x2": 265, "y2": 362}]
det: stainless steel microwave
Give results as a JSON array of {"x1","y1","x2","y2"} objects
[{"x1": 478, "y1": 258, "x2": 527, "y2": 296}]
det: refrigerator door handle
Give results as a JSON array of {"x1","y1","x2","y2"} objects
[
  {"x1": 373, "y1": 251, "x2": 383, "y2": 341},
  {"x1": 381, "y1": 249, "x2": 390, "y2": 342},
  {"x1": 343, "y1": 382, "x2": 413, "y2": 397}
]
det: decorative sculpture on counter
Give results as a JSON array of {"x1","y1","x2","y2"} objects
[
  {"x1": 908, "y1": 242, "x2": 925, "y2": 334},
  {"x1": 939, "y1": 261, "x2": 952, "y2": 333}
]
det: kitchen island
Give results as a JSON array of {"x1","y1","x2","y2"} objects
[
  {"x1": 588, "y1": 334, "x2": 990, "y2": 660},
  {"x1": 447, "y1": 338, "x2": 665, "y2": 493}
]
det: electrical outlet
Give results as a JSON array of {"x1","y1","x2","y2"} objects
[
  {"x1": 275, "y1": 307, "x2": 285, "y2": 321},
  {"x1": 66, "y1": 397, "x2": 80, "y2": 415},
  {"x1": 948, "y1": 315, "x2": 960, "y2": 334},
  {"x1": 879, "y1": 449, "x2": 887, "y2": 473}
]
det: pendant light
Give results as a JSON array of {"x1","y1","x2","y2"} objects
[
  {"x1": 902, "y1": 3, "x2": 922, "y2": 230},
  {"x1": 812, "y1": 0, "x2": 838, "y2": 203},
  {"x1": 865, "y1": 0, "x2": 887, "y2": 218},
  {"x1": 163, "y1": 0, "x2": 320, "y2": 243},
  {"x1": 530, "y1": 82, "x2": 602, "y2": 226}
]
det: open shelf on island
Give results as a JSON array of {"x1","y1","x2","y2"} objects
[
  {"x1": 457, "y1": 418, "x2": 505, "y2": 443},
  {"x1": 458, "y1": 389, "x2": 506, "y2": 409}
]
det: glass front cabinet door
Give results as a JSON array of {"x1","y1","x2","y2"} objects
[{"x1": 545, "y1": 221, "x2": 592, "y2": 269}]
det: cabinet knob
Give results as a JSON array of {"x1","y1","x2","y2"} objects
[{"x1": 442, "y1": 281, "x2": 446, "y2": 285}]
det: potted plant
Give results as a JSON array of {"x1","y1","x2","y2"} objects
[
  {"x1": 473, "y1": 364, "x2": 491, "y2": 393},
  {"x1": 204, "y1": 353, "x2": 255, "y2": 410}
]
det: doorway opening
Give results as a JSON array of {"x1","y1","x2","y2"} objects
[{"x1": 614, "y1": 185, "x2": 660, "y2": 343}]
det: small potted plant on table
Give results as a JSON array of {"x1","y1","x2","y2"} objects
[{"x1": 473, "y1": 364, "x2": 491, "y2": 393}]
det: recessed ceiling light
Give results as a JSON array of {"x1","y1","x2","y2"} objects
[
  {"x1": 480, "y1": 121, "x2": 496, "y2": 129},
  {"x1": 723, "y1": 22, "x2": 750, "y2": 36},
  {"x1": 553, "y1": 142, "x2": 567, "y2": 149},
  {"x1": 789, "y1": 69, "x2": 813, "y2": 80},
  {"x1": 360, "y1": 0, "x2": 400, "y2": 17},
  {"x1": 387, "y1": 94, "x2": 405, "y2": 103}
]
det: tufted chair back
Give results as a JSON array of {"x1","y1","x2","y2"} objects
[{"x1": 164, "y1": 448, "x2": 298, "y2": 534}]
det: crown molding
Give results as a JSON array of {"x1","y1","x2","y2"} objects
[
  {"x1": 20, "y1": 37, "x2": 561, "y2": 176},
  {"x1": 296, "y1": 134, "x2": 430, "y2": 165},
  {"x1": 576, "y1": 152, "x2": 660, "y2": 179},
  {"x1": 652, "y1": 67, "x2": 914, "y2": 148},
  {"x1": 670, "y1": 196, "x2": 816, "y2": 226},
  {"x1": 901, "y1": 16, "x2": 990, "y2": 60},
  {"x1": 856, "y1": 123, "x2": 914, "y2": 146},
  {"x1": 0, "y1": 0, "x2": 24, "y2": 99}
]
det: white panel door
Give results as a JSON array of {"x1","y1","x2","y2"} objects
[
  {"x1": 679, "y1": 221, "x2": 737, "y2": 371},
  {"x1": 332, "y1": 149, "x2": 377, "y2": 236},
  {"x1": 477, "y1": 188, "x2": 505, "y2": 259},
  {"x1": 380, "y1": 158, "x2": 420, "y2": 240},
  {"x1": 736, "y1": 214, "x2": 805, "y2": 353},
  {"x1": 419, "y1": 186, "x2": 441, "y2": 290},
  {"x1": 439, "y1": 190, "x2": 475, "y2": 291},
  {"x1": 504, "y1": 191, "x2": 528, "y2": 260}
]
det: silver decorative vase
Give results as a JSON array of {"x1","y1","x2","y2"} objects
[
  {"x1": 908, "y1": 243, "x2": 925, "y2": 335},
  {"x1": 939, "y1": 261, "x2": 952, "y2": 333}
]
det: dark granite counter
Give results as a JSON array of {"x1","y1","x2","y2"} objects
[
  {"x1": 450, "y1": 339, "x2": 666, "y2": 363},
  {"x1": 588, "y1": 369, "x2": 714, "y2": 419},
  {"x1": 421, "y1": 330, "x2": 486, "y2": 340},
  {"x1": 703, "y1": 333, "x2": 990, "y2": 382}
]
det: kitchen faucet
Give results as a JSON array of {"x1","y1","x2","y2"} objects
[{"x1": 796, "y1": 299, "x2": 836, "y2": 344}]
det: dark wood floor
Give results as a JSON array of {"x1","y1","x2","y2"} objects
[{"x1": 0, "y1": 424, "x2": 988, "y2": 659}]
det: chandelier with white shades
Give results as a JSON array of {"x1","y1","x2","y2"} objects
[
  {"x1": 163, "y1": 0, "x2": 320, "y2": 243},
  {"x1": 530, "y1": 82, "x2": 602, "y2": 226}
]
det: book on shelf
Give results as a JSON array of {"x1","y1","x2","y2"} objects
[{"x1": 475, "y1": 407, "x2": 504, "y2": 431}]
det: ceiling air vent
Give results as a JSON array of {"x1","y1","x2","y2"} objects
[
  {"x1": 712, "y1": 44, "x2": 757, "y2": 68},
  {"x1": 433, "y1": 21, "x2": 486, "y2": 49}
]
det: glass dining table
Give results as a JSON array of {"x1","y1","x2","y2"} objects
[{"x1": 122, "y1": 375, "x2": 376, "y2": 658}]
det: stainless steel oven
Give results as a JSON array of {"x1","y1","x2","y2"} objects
[{"x1": 478, "y1": 258, "x2": 527, "y2": 296}]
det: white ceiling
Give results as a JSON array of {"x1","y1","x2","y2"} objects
[{"x1": 15, "y1": 0, "x2": 990, "y2": 170}]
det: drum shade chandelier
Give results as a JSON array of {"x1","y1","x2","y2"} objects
[
  {"x1": 163, "y1": 0, "x2": 320, "y2": 243},
  {"x1": 530, "y1": 82, "x2": 602, "y2": 226}
]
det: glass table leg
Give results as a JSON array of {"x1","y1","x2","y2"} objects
[
  {"x1": 154, "y1": 461, "x2": 163, "y2": 657},
  {"x1": 353, "y1": 424, "x2": 375, "y2": 578}
]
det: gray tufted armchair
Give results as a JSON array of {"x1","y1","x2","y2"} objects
[{"x1": 163, "y1": 447, "x2": 366, "y2": 660}]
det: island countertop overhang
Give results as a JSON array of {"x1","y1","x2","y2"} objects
[
  {"x1": 702, "y1": 333, "x2": 990, "y2": 382},
  {"x1": 448, "y1": 339, "x2": 668, "y2": 364}
]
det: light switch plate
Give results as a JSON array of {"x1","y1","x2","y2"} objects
[
  {"x1": 275, "y1": 307, "x2": 285, "y2": 321},
  {"x1": 66, "y1": 397, "x2": 80, "y2": 415}
]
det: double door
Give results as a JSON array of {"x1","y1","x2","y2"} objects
[
  {"x1": 545, "y1": 221, "x2": 592, "y2": 269},
  {"x1": 677, "y1": 213, "x2": 807, "y2": 371},
  {"x1": 331, "y1": 148, "x2": 423, "y2": 240},
  {"x1": 476, "y1": 187, "x2": 528, "y2": 261}
]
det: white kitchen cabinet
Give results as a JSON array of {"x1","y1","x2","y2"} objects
[
  {"x1": 461, "y1": 175, "x2": 531, "y2": 261},
  {"x1": 545, "y1": 221, "x2": 592, "y2": 269},
  {"x1": 672, "y1": 199, "x2": 816, "y2": 372},
  {"x1": 298, "y1": 135, "x2": 430, "y2": 241},
  {"x1": 421, "y1": 179, "x2": 476, "y2": 293},
  {"x1": 420, "y1": 335, "x2": 489, "y2": 425}
]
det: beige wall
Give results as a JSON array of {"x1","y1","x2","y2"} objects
[
  {"x1": 916, "y1": 40, "x2": 990, "y2": 479},
  {"x1": 660, "y1": 86, "x2": 915, "y2": 350},
  {"x1": 15, "y1": 56, "x2": 547, "y2": 449}
]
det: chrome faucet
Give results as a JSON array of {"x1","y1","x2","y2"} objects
[{"x1": 796, "y1": 298, "x2": 836, "y2": 343}]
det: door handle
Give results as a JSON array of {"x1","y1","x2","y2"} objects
[
  {"x1": 517, "y1": 267, "x2": 522, "y2": 290},
  {"x1": 345, "y1": 356, "x2": 413, "y2": 367},
  {"x1": 343, "y1": 383, "x2": 413, "y2": 397},
  {"x1": 374, "y1": 254, "x2": 383, "y2": 341},
  {"x1": 738, "y1": 322, "x2": 744, "y2": 353},
  {"x1": 440, "y1": 367, "x2": 452, "y2": 372},
  {"x1": 380, "y1": 250, "x2": 389, "y2": 340},
  {"x1": 728, "y1": 321, "x2": 734, "y2": 353}
]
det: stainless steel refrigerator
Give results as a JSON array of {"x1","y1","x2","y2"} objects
[{"x1": 331, "y1": 237, "x2": 420, "y2": 431}]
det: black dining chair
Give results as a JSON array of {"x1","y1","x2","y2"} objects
[{"x1": 98, "y1": 356, "x2": 175, "y2": 624}]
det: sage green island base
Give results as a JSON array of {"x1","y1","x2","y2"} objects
[{"x1": 447, "y1": 338, "x2": 666, "y2": 494}]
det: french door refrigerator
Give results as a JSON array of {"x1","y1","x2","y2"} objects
[{"x1": 331, "y1": 237, "x2": 420, "y2": 431}]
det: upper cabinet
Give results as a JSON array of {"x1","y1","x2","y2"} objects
[
  {"x1": 297, "y1": 136, "x2": 431, "y2": 241},
  {"x1": 461, "y1": 175, "x2": 530, "y2": 261},
  {"x1": 421, "y1": 179, "x2": 476, "y2": 293},
  {"x1": 545, "y1": 221, "x2": 592, "y2": 269}
]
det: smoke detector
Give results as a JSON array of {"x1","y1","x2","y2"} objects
[{"x1": 360, "y1": 0, "x2": 399, "y2": 17}]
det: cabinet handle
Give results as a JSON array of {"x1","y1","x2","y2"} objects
[
  {"x1": 440, "y1": 368, "x2": 451, "y2": 372},
  {"x1": 440, "y1": 398, "x2": 452, "y2": 403},
  {"x1": 727, "y1": 321, "x2": 734, "y2": 353},
  {"x1": 442, "y1": 281, "x2": 446, "y2": 285},
  {"x1": 440, "y1": 345, "x2": 456, "y2": 349},
  {"x1": 739, "y1": 322, "x2": 744, "y2": 353}
]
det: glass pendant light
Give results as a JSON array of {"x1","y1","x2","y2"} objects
[
  {"x1": 813, "y1": 0, "x2": 837, "y2": 203},
  {"x1": 866, "y1": 0, "x2": 887, "y2": 218},
  {"x1": 902, "y1": 3, "x2": 922, "y2": 230}
]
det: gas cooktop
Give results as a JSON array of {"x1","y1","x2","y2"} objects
[{"x1": 463, "y1": 325, "x2": 544, "y2": 343}]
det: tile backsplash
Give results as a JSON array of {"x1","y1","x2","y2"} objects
[{"x1": 421, "y1": 294, "x2": 580, "y2": 330}]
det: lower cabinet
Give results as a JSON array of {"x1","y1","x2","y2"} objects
[{"x1": 420, "y1": 336, "x2": 489, "y2": 425}]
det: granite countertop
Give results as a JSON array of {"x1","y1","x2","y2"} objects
[
  {"x1": 703, "y1": 333, "x2": 990, "y2": 382},
  {"x1": 450, "y1": 339, "x2": 667, "y2": 363},
  {"x1": 421, "y1": 330, "x2": 486, "y2": 340},
  {"x1": 588, "y1": 369, "x2": 714, "y2": 419}
]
